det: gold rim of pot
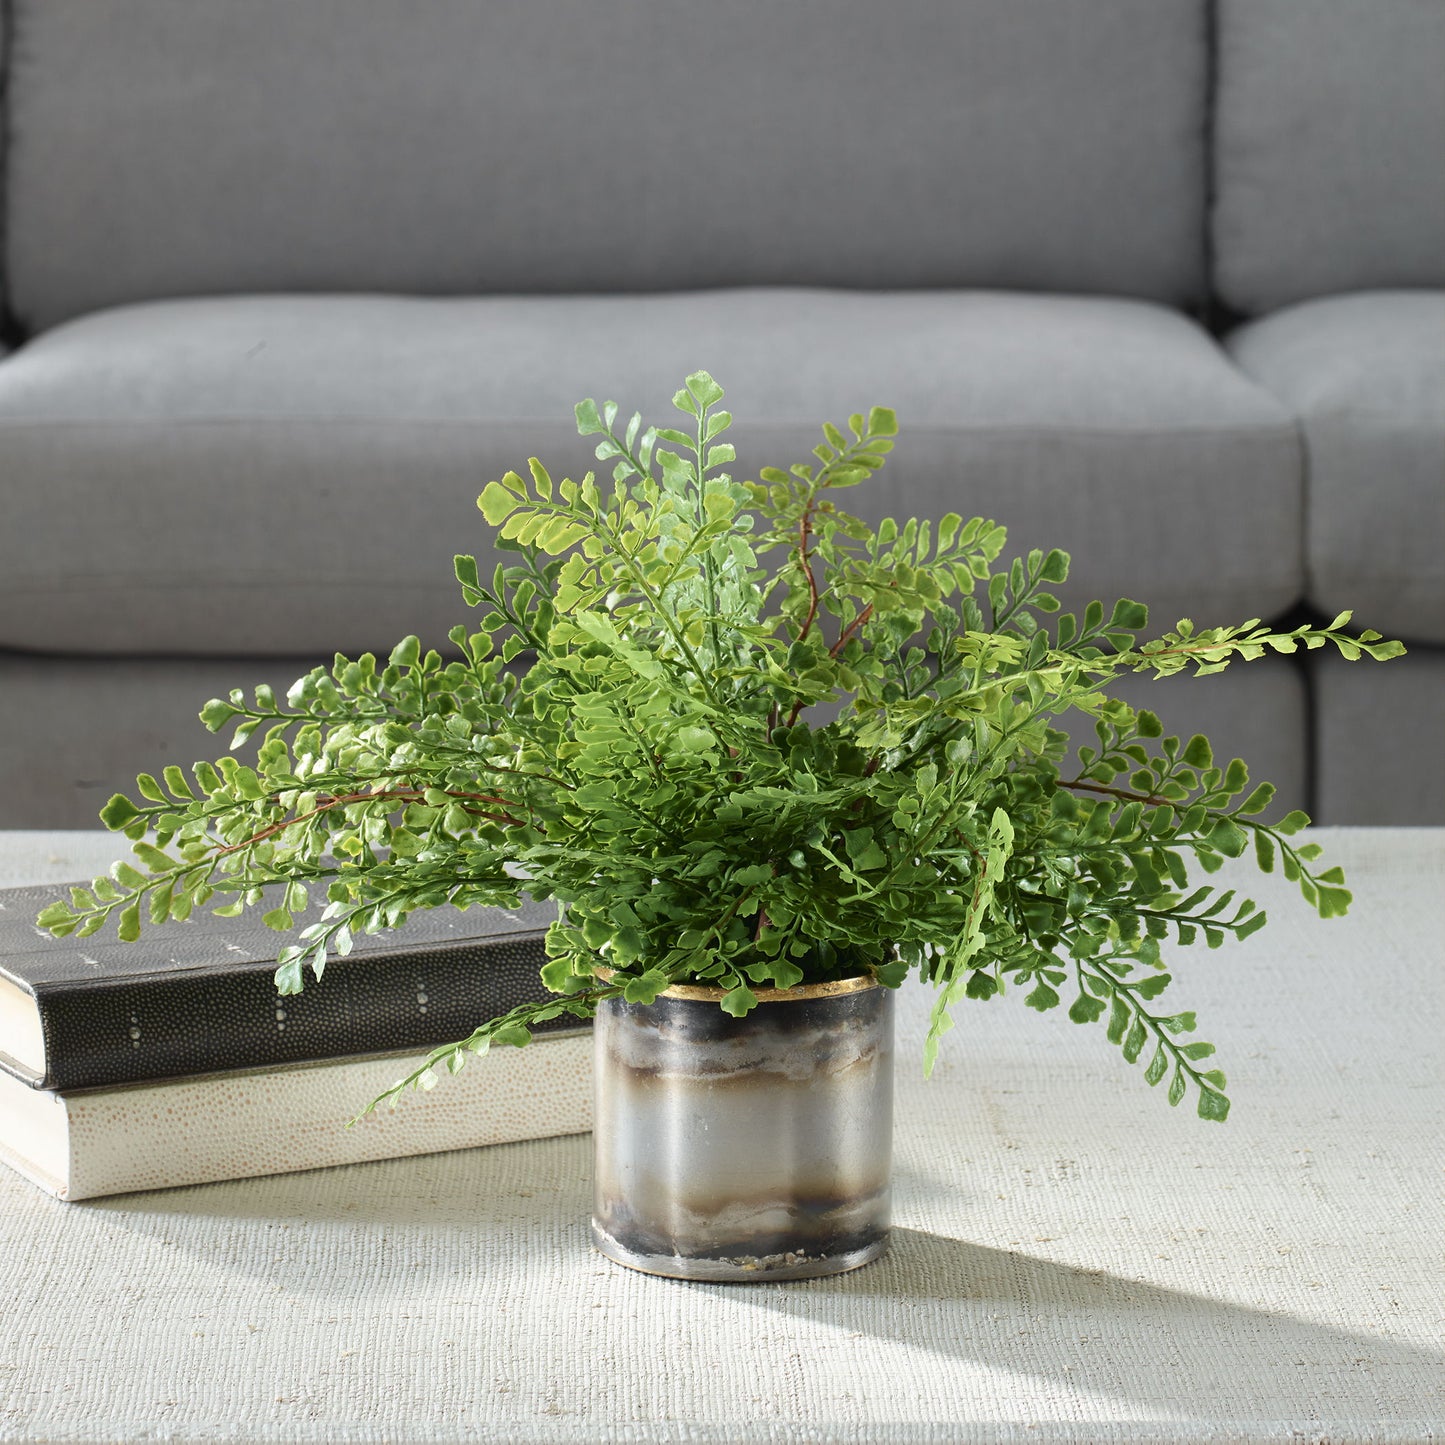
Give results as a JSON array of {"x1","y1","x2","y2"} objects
[{"x1": 595, "y1": 968, "x2": 879, "y2": 1003}]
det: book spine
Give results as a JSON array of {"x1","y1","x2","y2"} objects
[
  {"x1": 8, "y1": 1032, "x2": 594, "y2": 1202},
  {"x1": 32, "y1": 933, "x2": 572, "y2": 1092}
]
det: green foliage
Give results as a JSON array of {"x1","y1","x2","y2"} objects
[{"x1": 39, "y1": 372, "x2": 1404, "y2": 1124}]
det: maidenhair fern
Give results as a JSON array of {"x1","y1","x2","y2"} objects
[{"x1": 38, "y1": 373, "x2": 1403, "y2": 1122}]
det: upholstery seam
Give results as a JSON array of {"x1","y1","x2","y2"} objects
[
  {"x1": 0, "y1": 578, "x2": 457, "y2": 592},
  {"x1": 1201, "y1": 0, "x2": 1217, "y2": 328},
  {"x1": 1200, "y1": 0, "x2": 1245, "y2": 336},
  {"x1": 1289, "y1": 633, "x2": 1319, "y2": 821},
  {"x1": 1235, "y1": 403, "x2": 1445, "y2": 425},
  {"x1": 0, "y1": 644, "x2": 332, "y2": 664},
  {"x1": 0, "y1": 416, "x2": 1303, "y2": 441},
  {"x1": 0, "y1": 579, "x2": 1310, "y2": 600},
  {"x1": 1199, "y1": 0, "x2": 1218, "y2": 328},
  {"x1": 1296, "y1": 412, "x2": 1321, "y2": 617}
]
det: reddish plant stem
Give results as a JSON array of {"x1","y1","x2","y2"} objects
[
  {"x1": 218, "y1": 787, "x2": 522, "y2": 853},
  {"x1": 483, "y1": 762, "x2": 575, "y2": 791},
  {"x1": 1060, "y1": 779, "x2": 1172, "y2": 809},
  {"x1": 784, "y1": 601, "x2": 877, "y2": 728},
  {"x1": 795, "y1": 502, "x2": 820, "y2": 644},
  {"x1": 829, "y1": 603, "x2": 873, "y2": 658}
]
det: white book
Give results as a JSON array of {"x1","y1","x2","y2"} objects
[{"x1": 0, "y1": 1031, "x2": 592, "y2": 1201}]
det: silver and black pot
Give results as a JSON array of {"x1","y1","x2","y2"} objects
[{"x1": 592, "y1": 975, "x2": 894, "y2": 1282}]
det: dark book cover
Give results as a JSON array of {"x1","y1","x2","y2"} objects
[{"x1": 0, "y1": 882, "x2": 566, "y2": 1092}]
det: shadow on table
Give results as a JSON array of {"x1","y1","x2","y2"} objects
[
  {"x1": 66, "y1": 1138, "x2": 595, "y2": 1297},
  {"x1": 75, "y1": 1165, "x2": 1442, "y2": 1424},
  {"x1": 724, "y1": 1226, "x2": 1442, "y2": 1423},
  {"x1": 78, "y1": 1133, "x2": 592, "y2": 1227}
]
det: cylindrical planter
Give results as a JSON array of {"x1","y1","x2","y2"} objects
[{"x1": 592, "y1": 975, "x2": 893, "y2": 1282}]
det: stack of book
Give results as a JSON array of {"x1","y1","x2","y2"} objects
[{"x1": 0, "y1": 883, "x2": 591, "y2": 1200}]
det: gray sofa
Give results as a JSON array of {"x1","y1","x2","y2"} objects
[{"x1": 1, "y1": 0, "x2": 1441, "y2": 827}]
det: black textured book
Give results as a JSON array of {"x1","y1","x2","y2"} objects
[{"x1": 0, "y1": 882, "x2": 563, "y2": 1092}]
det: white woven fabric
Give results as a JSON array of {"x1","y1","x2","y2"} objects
[{"x1": 1, "y1": 829, "x2": 1440, "y2": 1443}]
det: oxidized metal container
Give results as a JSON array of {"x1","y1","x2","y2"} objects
[{"x1": 592, "y1": 976, "x2": 893, "y2": 1282}]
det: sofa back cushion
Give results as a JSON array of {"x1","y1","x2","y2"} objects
[
  {"x1": 4, "y1": 0, "x2": 1208, "y2": 330},
  {"x1": 1214, "y1": 0, "x2": 1445, "y2": 316},
  {"x1": 0, "y1": 5, "x2": 12, "y2": 343}
]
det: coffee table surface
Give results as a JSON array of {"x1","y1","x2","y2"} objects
[{"x1": 1, "y1": 828, "x2": 1440, "y2": 1444}]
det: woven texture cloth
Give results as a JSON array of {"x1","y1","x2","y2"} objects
[{"x1": 1, "y1": 829, "x2": 1440, "y2": 1443}]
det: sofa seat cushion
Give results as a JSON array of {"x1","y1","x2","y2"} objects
[
  {"x1": 0, "y1": 652, "x2": 329, "y2": 830},
  {"x1": 1312, "y1": 647, "x2": 1445, "y2": 826},
  {"x1": 1228, "y1": 291, "x2": 1445, "y2": 643},
  {"x1": 0, "y1": 650, "x2": 1311, "y2": 833},
  {"x1": 0, "y1": 290, "x2": 1301, "y2": 656},
  {"x1": 1075, "y1": 658, "x2": 1308, "y2": 825}
]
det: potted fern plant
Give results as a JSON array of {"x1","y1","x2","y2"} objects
[{"x1": 38, "y1": 372, "x2": 1401, "y2": 1281}]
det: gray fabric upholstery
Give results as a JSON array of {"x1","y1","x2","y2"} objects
[
  {"x1": 0, "y1": 654, "x2": 328, "y2": 830},
  {"x1": 1214, "y1": 0, "x2": 1445, "y2": 316},
  {"x1": 4, "y1": 0, "x2": 1209, "y2": 331},
  {"x1": 1227, "y1": 292, "x2": 1445, "y2": 644},
  {"x1": 1313, "y1": 649, "x2": 1445, "y2": 825},
  {"x1": 0, "y1": 290, "x2": 1302, "y2": 656},
  {"x1": 0, "y1": 4, "x2": 11, "y2": 339},
  {"x1": 0, "y1": 651, "x2": 1308, "y2": 830},
  {"x1": 1068, "y1": 659, "x2": 1308, "y2": 825}
]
